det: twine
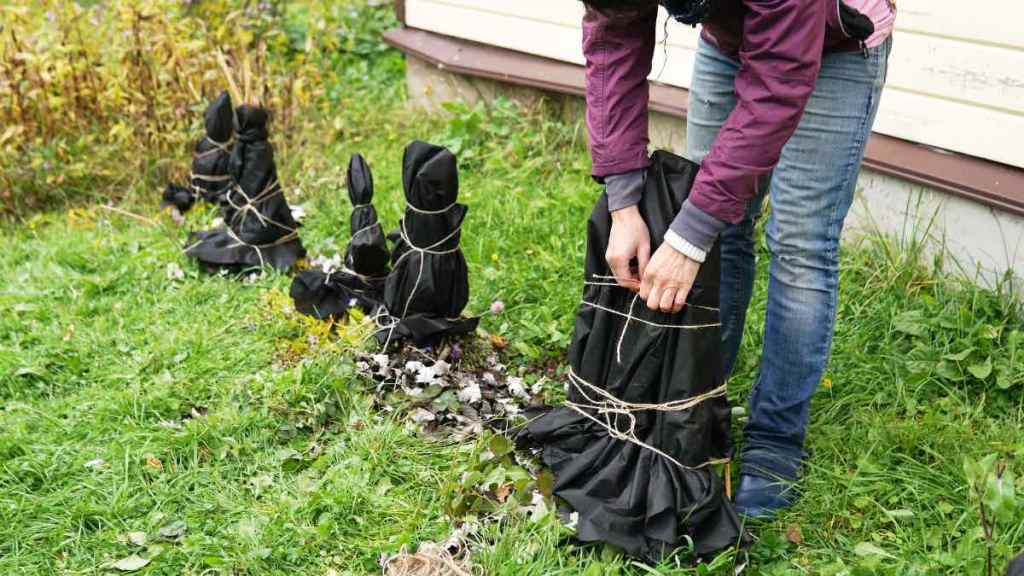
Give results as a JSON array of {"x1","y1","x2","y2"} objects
[
  {"x1": 585, "y1": 274, "x2": 720, "y2": 311},
  {"x1": 375, "y1": 203, "x2": 464, "y2": 349},
  {"x1": 560, "y1": 274, "x2": 729, "y2": 471},
  {"x1": 189, "y1": 171, "x2": 232, "y2": 197},
  {"x1": 564, "y1": 367, "x2": 730, "y2": 472},
  {"x1": 351, "y1": 221, "x2": 382, "y2": 239},
  {"x1": 224, "y1": 227, "x2": 299, "y2": 269},
  {"x1": 580, "y1": 276, "x2": 720, "y2": 363},
  {"x1": 190, "y1": 173, "x2": 232, "y2": 183},
  {"x1": 183, "y1": 179, "x2": 299, "y2": 270},
  {"x1": 405, "y1": 202, "x2": 456, "y2": 216},
  {"x1": 225, "y1": 180, "x2": 295, "y2": 234},
  {"x1": 192, "y1": 136, "x2": 234, "y2": 160},
  {"x1": 381, "y1": 543, "x2": 471, "y2": 576}
]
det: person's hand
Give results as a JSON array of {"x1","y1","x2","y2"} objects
[
  {"x1": 639, "y1": 242, "x2": 701, "y2": 313},
  {"x1": 606, "y1": 205, "x2": 651, "y2": 291}
]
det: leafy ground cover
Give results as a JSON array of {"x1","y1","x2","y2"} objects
[{"x1": 2, "y1": 1, "x2": 1023, "y2": 574}]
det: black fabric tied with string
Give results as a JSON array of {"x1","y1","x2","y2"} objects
[
  {"x1": 185, "y1": 104, "x2": 305, "y2": 273},
  {"x1": 291, "y1": 154, "x2": 391, "y2": 319},
  {"x1": 345, "y1": 153, "x2": 391, "y2": 277},
  {"x1": 162, "y1": 91, "x2": 235, "y2": 212},
  {"x1": 378, "y1": 141, "x2": 478, "y2": 347},
  {"x1": 519, "y1": 150, "x2": 745, "y2": 562},
  {"x1": 190, "y1": 91, "x2": 235, "y2": 205}
]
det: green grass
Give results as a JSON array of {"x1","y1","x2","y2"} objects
[{"x1": 2, "y1": 4, "x2": 1023, "y2": 574}]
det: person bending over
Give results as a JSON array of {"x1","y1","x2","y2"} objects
[{"x1": 582, "y1": 0, "x2": 894, "y2": 518}]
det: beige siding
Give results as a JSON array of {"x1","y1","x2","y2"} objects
[{"x1": 405, "y1": 0, "x2": 1024, "y2": 169}]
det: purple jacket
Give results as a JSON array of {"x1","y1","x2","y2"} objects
[{"x1": 585, "y1": 0, "x2": 893, "y2": 254}]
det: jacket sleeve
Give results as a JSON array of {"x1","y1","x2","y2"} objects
[
  {"x1": 583, "y1": 3, "x2": 658, "y2": 181},
  {"x1": 678, "y1": 0, "x2": 827, "y2": 231}
]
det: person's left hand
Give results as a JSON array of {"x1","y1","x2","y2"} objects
[{"x1": 639, "y1": 243, "x2": 701, "y2": 313}]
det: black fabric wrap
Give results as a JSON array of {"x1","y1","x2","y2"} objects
[
  {"x1": 290, "y1": 154, "x2": 391, "y2": 320},
  {"x1": 290, "y1": 269, "x2": 385, "y2": 320},
  {"x1": 161, "y1": 183, "x2": 195, "y2": 212},
  {"x1": 185, "y1": 104, "x2": 305, "y2": 273},
  {"x1": 379, "y1": 141, "x2": 477, "y2": 346},
  {"x1": 839, "y1": 1, "x2": 875, "y2": 41},
  {"x1": 190, "y1": 91, "x2": 235, "y2": 205},
  {"x1": 519, "y1": 150, "x2": 744, "y2": 562},
  {"x1": 345, "y1": 154, "x2": 391, "y2": 277}
]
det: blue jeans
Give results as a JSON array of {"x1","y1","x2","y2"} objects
[{"x1": 686, "y1": 36, "x2": 891, "y2": 481}]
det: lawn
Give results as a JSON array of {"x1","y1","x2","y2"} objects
[{"x1": 1, "y1": 2, "x2": 1023, "y2": 574}]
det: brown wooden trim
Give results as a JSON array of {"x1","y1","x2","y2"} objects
[
  {"x1": 394, "y1": 0, "x2": 405, "y2": 24},
  {"x1": 384, "y1": 26, "x2": 1024, "y2": 217}
]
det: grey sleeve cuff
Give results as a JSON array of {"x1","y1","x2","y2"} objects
[
  {"x1": 604, "y1": 169, "x2": 646, "y2": 212},
  {"x1": 669, "y1": 199, "x2": 728, "y2": 253}
]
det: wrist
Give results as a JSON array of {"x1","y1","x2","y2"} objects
[
  {"x1": 663, "y1": 230, "x2": 707, "y2": 263},
  {"x1": 610, "y1": 204, "x2": 641, "y2": 222}
]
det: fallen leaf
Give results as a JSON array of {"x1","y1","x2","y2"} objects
[
  {"x1": 126, "y1": 531, "x2": 147, "y2": 546},
  {"x1": 853, "y1": 541, "x2": 895, "y2": 559},
  {"x1": 157, "y1": 520, "x2": 187, "y2": 541},
  {"x1": 785, "y1": 524, "x2": 803, "y2": 545},
  {"x1": 410, "y1": 408, "x2": 436, "y2": 423},
  {"x1": 108, "y1": 555, "x2": 150, "y2": 572},
  {"x1": 537, "y1": 469, "x2": 555, "y2": 498},
  {"x1": 489, "y1": 334, "x2": 508, "y2": 350},
  {"x1": 457, "y1": 381, "x2": 482, "y2": 404},
  {"x1": 494, "y1": 483, "x2": 513, "y2": 502},
  {"x1": 145, "y1": 456, "x2": 163, "y2": 470}
]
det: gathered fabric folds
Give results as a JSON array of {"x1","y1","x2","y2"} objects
[
  {"x1": 379, "y1": 141, "x2": 478, "y2": 347},
  {"x1": 345, "y1": 154, "x2": 390, "y2": 277},
  {"x1": 290, "y1": 154, "x2": 390, "y2": 319},
  {"x1": 161, "y1": 183, "x2": 195, "y2": 213},
  {"x1": 190, "y1": 91, "x2": 235, "y2": 206},
  {"x1": 185, "y1": 104, "x2": 305, "y2": 273},
  {"x1": 519, "y1": 150, "x2": 744, "y2": 562}
]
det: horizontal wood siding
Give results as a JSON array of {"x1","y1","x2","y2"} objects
[{"x1": 405, "y1": 0, "x2": 1024, "y2": 169}]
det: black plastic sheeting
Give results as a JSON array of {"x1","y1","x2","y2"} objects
[
  {"x1": 519, "y1": 150, "x2": 745, "y2": 562},
  {"x1": 185, "y1": 104, "x2": 305, "y2": 273},
  {"x1": 378, "y1": 141, "x2": 478, "y2": 347},
  {"x1": 290, "y1": 154, "x2": 390, "y2": 320}
]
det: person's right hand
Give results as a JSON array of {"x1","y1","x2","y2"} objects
[{"x1": 606, "y1": 205, "x2": 651, "y2": 292}]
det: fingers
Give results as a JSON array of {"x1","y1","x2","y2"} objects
[
  {"x1": 636, "y1": 237, "x2": 651, "y2": 279},
  {"x1": 672, "y1": 283, "x2": 690, "y2": 313},
  {"x1": 658, "y1": 286, "x2": 677, "y2": 313},
  {"x1": 639, "y1": 265, "x2": 653, "y2": 302},
  {"x1": 606, "y1": 251, "x2": 639, "y2": 291}
]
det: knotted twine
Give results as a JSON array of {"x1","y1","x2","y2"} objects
[
  {"x1": 582, "y1": 274, "x2": 720, "y2": 363},
  {"x1": 182, "y1": 178, "x2": 298, "y2": 270},
  {"x1": 189, "y1": 136, "x2": 235, "y2": 197},
  {"x1": 565, "y1": 274, "x2": 730, "y2": 472},
  {"x1": 375, "y1": 201, "x2": 463, "y2": 349}
]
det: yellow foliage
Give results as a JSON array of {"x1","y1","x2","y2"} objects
[
  {"x1": 259, "y1": 287, "x2": 375, "y2": 365},
  {"x1": 0, "y1": 0, "x2": 347, "y2": 158}
]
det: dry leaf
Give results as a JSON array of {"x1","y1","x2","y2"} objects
[
  {"x1": 785, "y1": 524, "x2": 803, "y2": 546},
  {"x1": 108, "y1": 555, "x2": 150, "y2": 572},
  {"x1": 494, "y1": 483, "x2": 513, "y2": 503},
  {"x1": 489, "y1": 334, "x2": 508, "y2": 350},
  {"x1": 145, "y1": 456, "x2": 163, "y2": 470}
]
